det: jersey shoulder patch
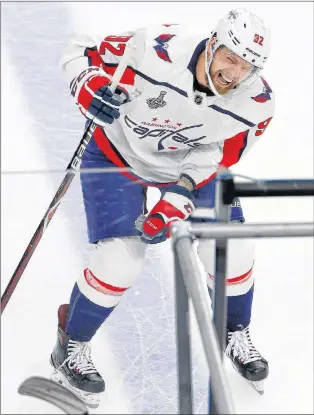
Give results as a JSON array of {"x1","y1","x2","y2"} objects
[
  {"x1": 153, "y1": 34, "x2": 176, "y2": 62},
  {"x1": 251, "y1": 77, "x2": 273, "y2": 103}
]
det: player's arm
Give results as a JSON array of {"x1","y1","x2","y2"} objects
[
  {"x1": 179, "y1": 112, "x2": 274, "y2": 190},
  {"x1": 136, "y1": 110, "x2": 274, "y2": 244},
  {"x1": 61, "y1": 24, "x2": 191, "y2": 126},
  {"x1": 60, "y1": 31, "x2": 142, "y2": 126}
]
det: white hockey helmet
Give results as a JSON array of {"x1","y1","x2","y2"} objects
[{"x1": 205, "y1": 9, "x2": 271, "y2": 97}]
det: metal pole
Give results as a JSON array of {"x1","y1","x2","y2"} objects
[
  {"x1": 221, "y1": 179, "x2": 314, "y2": 204},
  {"x1": 171, "y1": 175, "x2": 313, "y2": 414},
  {"x1": 172, "y1": 222, "x2": 235, "y2": 415},
  {"x1": 174, "y1": 236, "x2": 193, "y2": 414},
  {"x1": 229, "y1": 179, "x2": 314, "y2": 202},
  {"x1": 212, "y1": 173, "x2": 231, "y2": 352},
  {"x1": 190, "y1": 222, "x2": 314, "y2": 239},
  {"x1": 210, "y1": 171, "x2": 231, "y2": 414}
]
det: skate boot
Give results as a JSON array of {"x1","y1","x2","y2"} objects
[
  {"x1": 225, "y1": 325, "x2": 268, "y2": 395},
  {"x1": 50, "y1": 304, "x2": 105, "y2": 408}
]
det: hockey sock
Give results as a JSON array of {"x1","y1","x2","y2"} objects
[
  {"x1": 65, "y1": 283, "x2": 116, "y2": 342},
  {"x1": 208, "y1": 284, "x2": 254, "y2": 331},
  {"x1": 226, "y1": 284, "x2": 254, "y2": 331}
]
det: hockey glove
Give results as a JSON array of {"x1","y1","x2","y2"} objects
[
  {"x1": 70, "y1": 66, "x2": 128, "y2": 127},
  {"x1": 135, "y1": 184, "x2": 195, "y2": 244}
]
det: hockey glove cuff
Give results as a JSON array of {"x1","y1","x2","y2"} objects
[{"x1": 70, "y1": 66, "x2": 129, "y2": 127}]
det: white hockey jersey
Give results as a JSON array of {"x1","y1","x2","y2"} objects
[{"x1": 61, "y1": 24, "x2": 275, "y2": 188}]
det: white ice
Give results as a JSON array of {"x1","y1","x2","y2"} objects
[{"x1": 1, "y1": 2, "x2": 313, "y2": 414}]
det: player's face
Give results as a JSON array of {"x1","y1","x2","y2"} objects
[{"x1": 207, "y1": 42, "x2": 254, "y2": 95}]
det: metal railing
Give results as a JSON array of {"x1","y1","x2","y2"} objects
[{"x1": 171, "y1": 171, "x2": 314, "y2": 414}]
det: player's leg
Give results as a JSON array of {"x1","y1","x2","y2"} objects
[
  {"x1": 50, "y1": 136, "x2": 147, "y2": 406},
  {"x1": 192, "y1": 178, "x2": 268, "y2": 393}
]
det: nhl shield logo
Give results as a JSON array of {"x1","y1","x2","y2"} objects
[{"x1": 146, "y1": 91, "x2": 167, "y2": 109}]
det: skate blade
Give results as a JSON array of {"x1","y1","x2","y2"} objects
[
  {"x1": 249, "y1": 380, "x2": 264, "y2": 395},
  {"x1": 229, "y1": 360, "x2": 265, "y2": 395},
  {"x1": 51, "y1": 370, "x2": 100, "y2": 409}
]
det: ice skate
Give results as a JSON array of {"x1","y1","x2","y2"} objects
[
  {"x1": 50, "y1": 305, "x2": 105, "y2": 408},
  {"x1": 226, "y1": 325, "x2": 268, "y2": 395}
]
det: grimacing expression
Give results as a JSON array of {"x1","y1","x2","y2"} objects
[{"x1": 207, "y1": 43, "x2": 254, "y2": 95}]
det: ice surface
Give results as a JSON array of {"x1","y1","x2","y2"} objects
[{"x1": 1, "y1": 2, "x2": 313, "y2": 414}]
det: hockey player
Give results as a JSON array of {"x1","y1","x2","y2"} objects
[{"x1": 51, "y1": 9, "x2": 274, "y2": 406}]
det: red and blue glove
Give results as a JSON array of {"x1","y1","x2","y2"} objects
[
  {"x1": 135, "y1": 184, "x2": 195, "y2": 244},
  {"x1": 70, "y1": 66, "x2": 128, "y2": 127}
]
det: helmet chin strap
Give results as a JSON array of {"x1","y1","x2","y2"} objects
[{"x1": 204, "y1": 40, "x2": 223, "y2": 98}]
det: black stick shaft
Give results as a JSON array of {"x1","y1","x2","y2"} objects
[{"x1": 1, "y1": 123, "x2": 96, "y2": 313}]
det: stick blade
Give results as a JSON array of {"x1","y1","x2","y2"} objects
[{"x1": 18, "y1": 376, "x2": 88, "y2": 414}]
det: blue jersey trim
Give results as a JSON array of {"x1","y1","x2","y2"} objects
[
  {"x1": 209, "y1": 105, "x2": 256, "y2": 128},
  {"x1": 103, "y1": 62, "x2": 188, "y2": 97},
  {"x1": 238, "y1": 130, "x2": 249, "y2": 160},
  {"x1": 133, "y1": 68, "x2": 188, "y2": 97},
  {"x1": 187, "y1": 39, "x2": 208, "y2": 75}
]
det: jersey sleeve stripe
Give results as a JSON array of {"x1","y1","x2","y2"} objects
[
  {"x1": 220, "y1": 130, "x2": 249, "y2": 166},
  {"x1": 83, "y1": 47, "x2": 136, "y2": 85}
]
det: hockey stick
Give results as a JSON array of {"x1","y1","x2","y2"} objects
[
  {"x1": 18, "y1": 376, "x2": 89, "y2": 414},
  {"x1": 1, "y1": 44, "x2": 132, "y2": 313}
]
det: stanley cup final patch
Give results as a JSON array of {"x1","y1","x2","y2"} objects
[{"x1": 146, "y1": 91, "x2": 167, "y2": 109}]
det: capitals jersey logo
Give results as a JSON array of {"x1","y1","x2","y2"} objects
[
  {"x1": 153, "y1": 34, "x2": 176, "y2": 62},
  {"x1": 252, "y1": 77, "x2": 272, "y2": 103}
]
